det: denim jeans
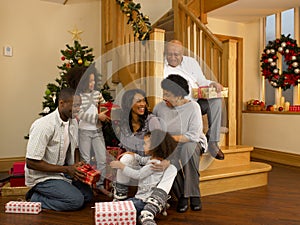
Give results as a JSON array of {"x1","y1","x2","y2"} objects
[
  {"x1": 30, "y1": 179, "x2": 93, "y2": 211},
  {"x1": 79, "y1": 129, "x2": 106, "y2": 187},
  {"x1": 128, "y1": 197, "x2": 146, "y2": 216}
]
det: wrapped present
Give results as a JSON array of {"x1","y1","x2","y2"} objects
[
  {"x1": 10, "y1": 161, "x2": 26, "y2": 187},
  {"x1": 289, "y1": 105, "x2": 300, "y2": 112},
  {"x1": 5, "y1": 201, "x2": 41, "y2": 214},
  {"x1": 98, "y1": 102, "x2": 120, "y2": 118},
  {"x1": 192, "y1": 86, "x2": 228, "y2": 99},
  {"x1": 95, "y1": 201, "x2": 136, "y2": 225},
  {"x1": 77, "y1": 164, "x2": 100, "y2": 185},
  {"x1": 107, "y1": 146, "x2": 124, "y2": 159}
]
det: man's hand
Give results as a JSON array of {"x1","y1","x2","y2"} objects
[
  {"x1": 210, "y1": 82, "x2": 223, "y2": 93},
  {"x1": 151, "y1": 160, "x2": 170, "y2": 172},
  {"x1": 66, "y1": 162, "x2": 86, "y2": 181}
]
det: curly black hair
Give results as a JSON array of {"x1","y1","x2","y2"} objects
[{"x1": 120, "y1": 89, "x2": 150, "y2": 134}]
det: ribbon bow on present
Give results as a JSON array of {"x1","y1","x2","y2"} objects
[{"x1": 98, "y1": 101, "x2": 120, "y2": 117}]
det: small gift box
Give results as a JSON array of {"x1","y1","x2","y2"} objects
[
  {"x1": 289, "y1": 105, "x2": 300, "y2": 112},
  {"x1": 192, "y1": 86, "x2": 228, "y2": 99},
  {"x1": 98, "y1": 102, "x2": 120, "y2": 118},
  {"x1": 94, "y1": 201, "x2": 136, "y2": 225},
  {"x1": 10, "y1": 161, "x2": 26, "y2": 187},
  {"x1": 77, "y1": 164, "x2": 100, "y2": 185},
  {"x1": 5, "y1": 201, "x2": 41, "y2": 214}
]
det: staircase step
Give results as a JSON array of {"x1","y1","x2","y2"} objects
[
  {"x1": 153, "y1": 10, "x2": 174, "y2": 27},
  {"x1": 155, "y1": 19, "x2": 174, "y2": 32},
  {"x1": 200, "y1": 161, "x2": 272, "y2": 196},
  {"x1": 200, "y1": 145, "x2": 253, "y2": 171}
]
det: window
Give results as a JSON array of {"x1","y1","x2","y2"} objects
[{"x1": 264, "y1": 8, "x2": 296, "y2": 106}]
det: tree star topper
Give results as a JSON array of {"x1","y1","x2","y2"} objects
[{"x1": 68, "y1": 26, "x2": 83, "y2": 41}]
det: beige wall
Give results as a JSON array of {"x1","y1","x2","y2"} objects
[
  {"x1": 136, "y1": 0, "x2": 172, "y2": 23},
  {"x1": 0, "y1": 0, "x2": 100, "y2": 158},
  {"x1": 207, "y1": 18, "x2": 262, "y2": 104},
  {"x1": 242, "y1": 113, "x2": 300, "y2": 155}
]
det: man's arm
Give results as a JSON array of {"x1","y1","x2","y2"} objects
[{"x1": 26, "y1": 158, "x2": 85, "y2": 181}]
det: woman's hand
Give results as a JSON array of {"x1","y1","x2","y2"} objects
[
  {"x1": 151, "y1": 160, "x2": 170, "y2": 171},
  {"x1": 110, "y1": 160, "x2": 125, "y2": 170}
]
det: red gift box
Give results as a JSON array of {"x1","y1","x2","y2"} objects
[
  {"x1": 98, "y1": 102, "x2": 120, "y2": 118},
  {"x1": 94, "y1": 201, "x2": 136, "y2": 225},
  {"x1": 10, "y1": 161, "x2": 26, "y2": 187},
  {"x1": 77, "y1": 164, "x2": 100, "y2": 186},
  {"x1": 5, "y1": 201, "x2": 41, "y2": 214}
]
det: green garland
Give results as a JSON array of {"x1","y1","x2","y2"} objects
[
  {"x1": 260, "y1": 34, "x2": 300, "y2": 90},
  {"x1": 116, "y1": 0, "x2": 152, "y2": 41}
]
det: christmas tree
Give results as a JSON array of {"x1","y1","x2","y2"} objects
[
  {"x1": 35, "y1": 38, "x2": 119, "y2": 147},
  {"x1": 40, "y1": 40, "x2": 95, "y2": 116}
]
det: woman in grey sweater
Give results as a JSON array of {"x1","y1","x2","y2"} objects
[{"x1": 153, "y1": 74, "x2": 207, "y2": 213}]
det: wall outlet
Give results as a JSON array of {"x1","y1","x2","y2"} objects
[{"x1": 3, "y1": 45, "x2": 13, "y2": 57}]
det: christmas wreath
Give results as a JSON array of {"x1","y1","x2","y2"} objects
[{"x1": 260, "y1": 34, "x2": 300, "y2": 90}]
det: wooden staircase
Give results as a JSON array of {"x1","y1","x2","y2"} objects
[
  {"x1": 200, "y1": 146, "x2": 272, "y2": 196},
  {"x1": 101, "y1": 0, "x2": 272, "y2": 196}
]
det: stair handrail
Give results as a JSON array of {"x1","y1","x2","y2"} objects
[{"x1": 177, "y1": 1, "x2": 223, "y2": 51}]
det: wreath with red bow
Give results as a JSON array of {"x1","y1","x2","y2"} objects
[{"x1": 260, "y1": 34, "x2": 300, "y2": 90}]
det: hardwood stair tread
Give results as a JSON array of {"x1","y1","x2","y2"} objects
[
  {"x1": 219, "y1": 145, "x2": 254, "y2": 153},
  {"x1": 200, "y1": 161, "x2": 272, "y2": 181}
]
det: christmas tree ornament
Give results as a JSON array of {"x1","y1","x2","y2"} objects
[
  {"x1": 68, "y1": 26, "x2": 83, "y2": 41},
  {"x1": 78, "y1": 58, "x2": 83, "y2": 65}
]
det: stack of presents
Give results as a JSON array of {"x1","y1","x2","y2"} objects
[{"x1": 1, "y1": 161, "x2": 29, "y2": 197}]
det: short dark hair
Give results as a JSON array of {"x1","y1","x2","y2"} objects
[
  {"x1": 58, "y1": 87, "x2": 75, "y2": 101},
  {"x1": 161, "y1": 74, "x2": 189, "y2": 97}
]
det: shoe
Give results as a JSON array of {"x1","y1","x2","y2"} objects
[
  {"x1": 95, "y1": 186, "x2": 113, "y2": 198},
  {"x1": 190, "y1": 197, "x2": 202, "y2": 211},
  {"x1": 176, "y1": 197, "x2": 188, "y2": 213},
  {"x1": 208, "y1": 142, "x2": 224, "y2": 160},
  {"x1": 215, "y1": 149, "x2": 225, "y2": 160}
]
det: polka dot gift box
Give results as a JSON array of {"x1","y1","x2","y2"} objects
[
  {"x1": 5, "y1": 201, "x2": 41, "y2": 214},
  {"x1": 95, "y1": 201, "x2": 136, "y2": 225}
]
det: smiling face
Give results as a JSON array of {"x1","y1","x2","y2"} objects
[
  {"x1": 131, "y1": 93, "x2": 147, "y2": 116},
  {"x1": 163, "y1": 89, "x2": 178, "y2": 108},
  {"x1": 166, "y1": 41, "x2": 184, "y2": 67}
]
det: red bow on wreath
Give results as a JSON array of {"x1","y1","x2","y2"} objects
[{"x1": 260, "y1": 34, "x2": 300, "y2": 90}]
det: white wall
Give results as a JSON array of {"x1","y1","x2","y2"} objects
[
  {"x1": 243, "y1": 113, "x2": 300, "y2": 154},
  {"x1": 0, "y1": 0, "x2": 100, "y2": 158}
]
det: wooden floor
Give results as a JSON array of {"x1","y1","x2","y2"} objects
[{"x1": 1, "y1": 160, "x2": 300, "y2": 225}]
